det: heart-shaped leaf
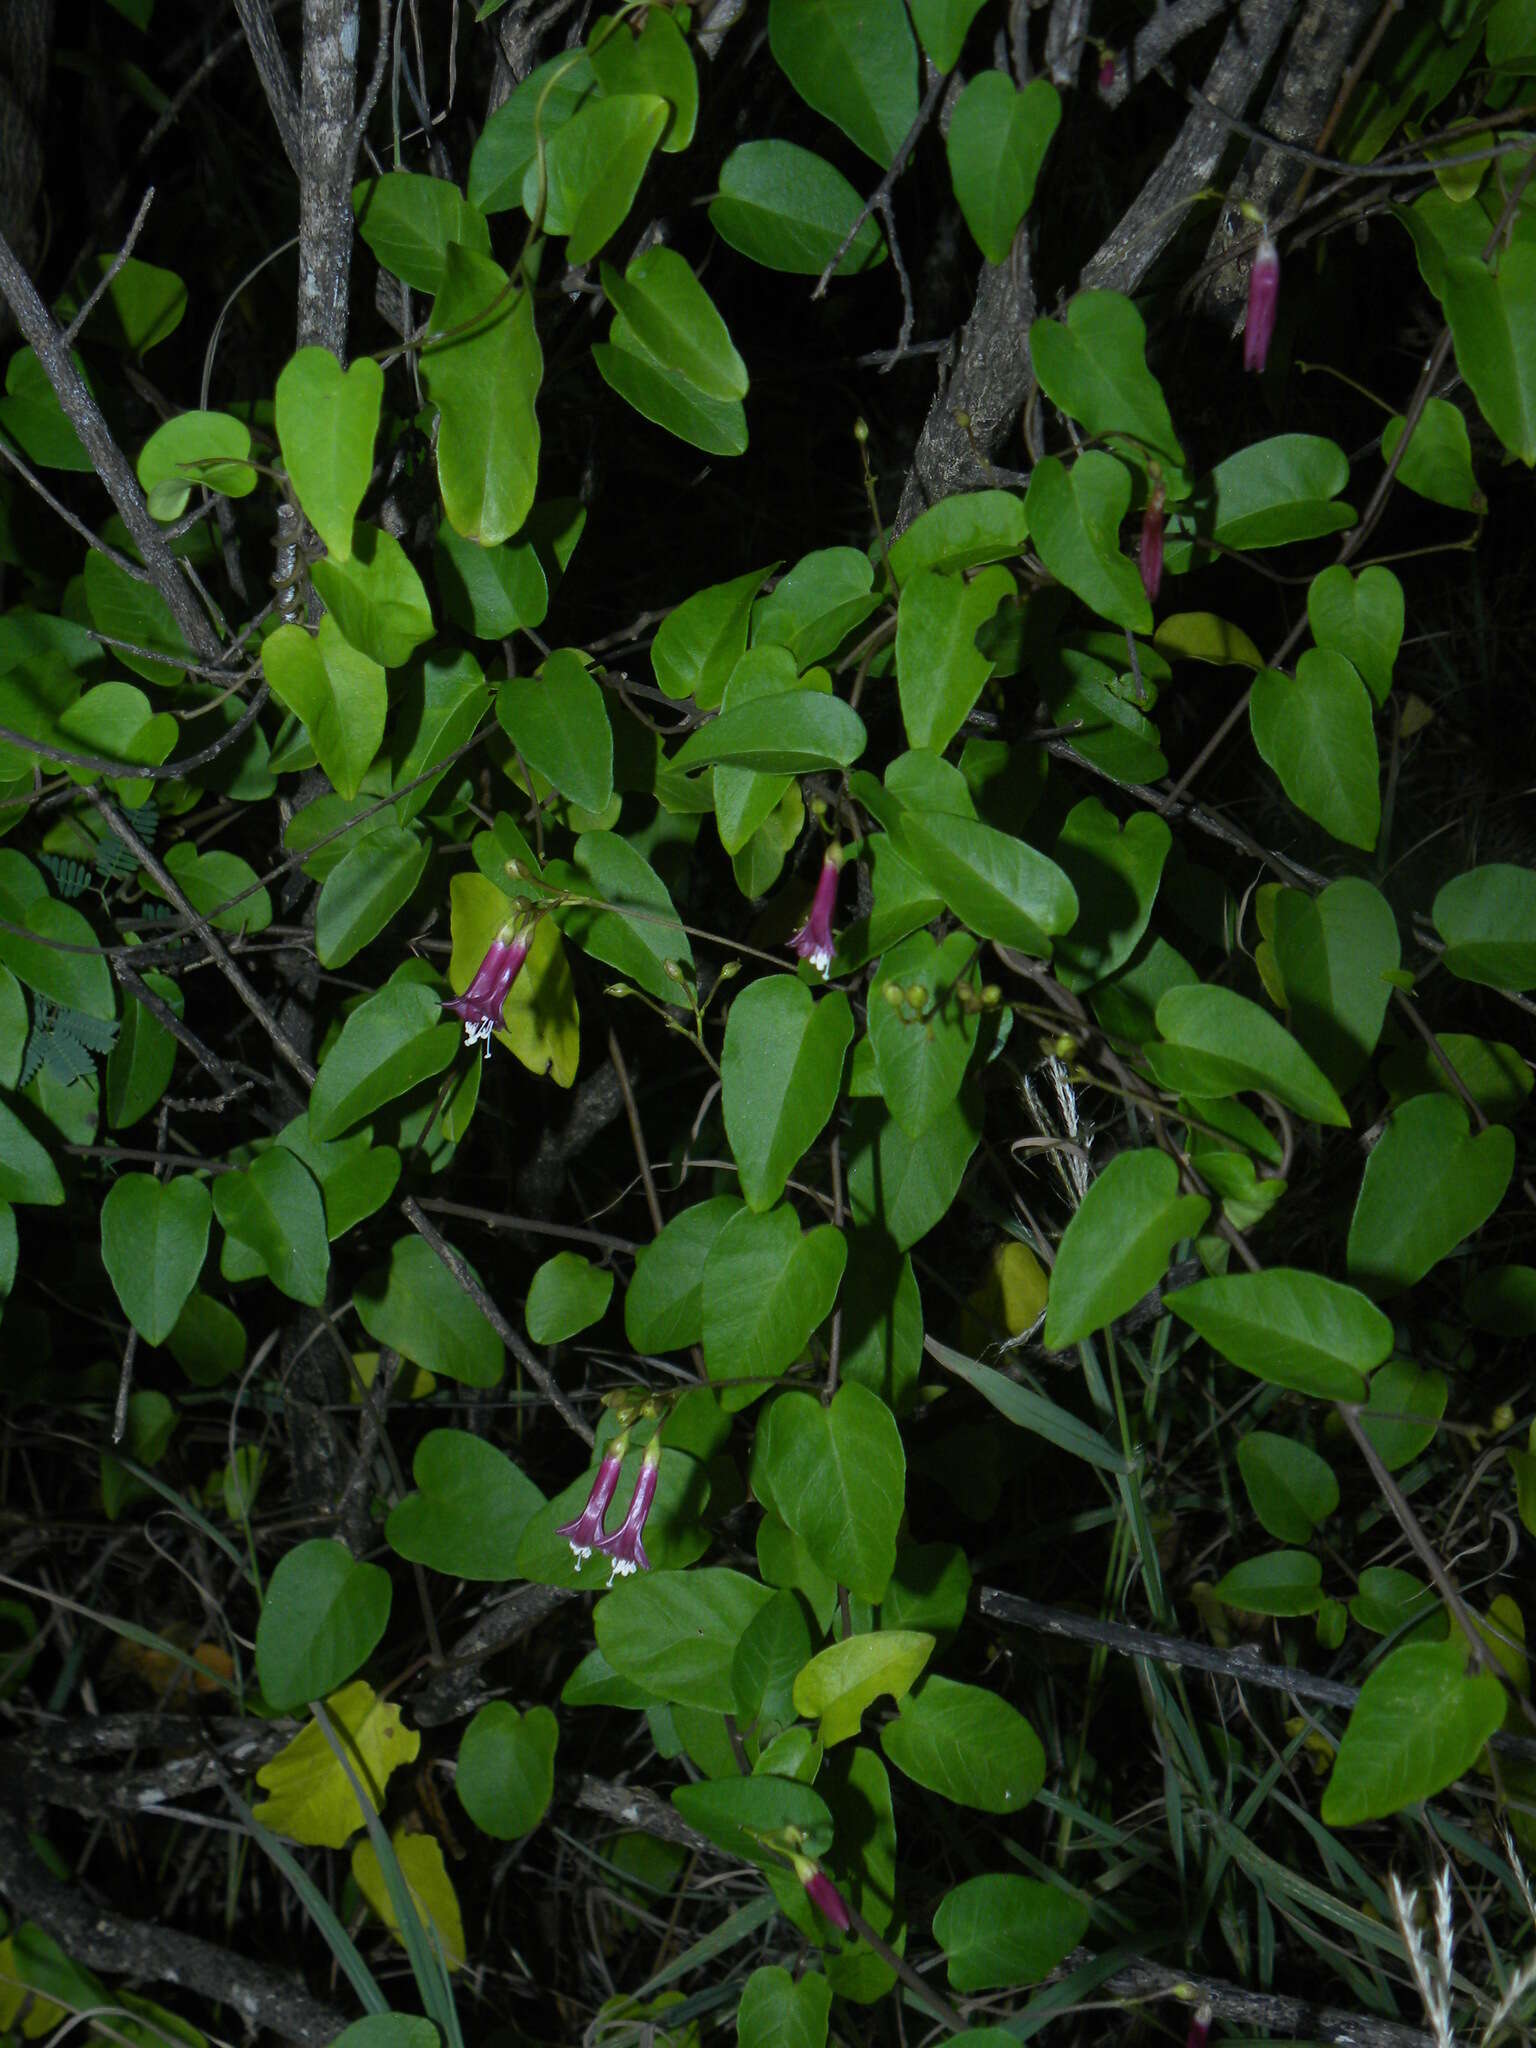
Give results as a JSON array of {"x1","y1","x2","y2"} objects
[
  {"x1": 386, "y1": 1429, "x2": 545, "y2": 1579},
  {"x1": 754, "y1": 1383, "x2": 904, "y2": 1602},
  {"x1": 1029, "y1": 291, "x2": 1186, "y2": 487},
  {"x1": 701, "y1": 1205, "x2": 847, "y2": 1402},
  {"x1": 1026, "y1": 452, "x2": 1151, "y2": 633},
  {"x1": 945, "y1": 72, "x2": 1061, "y2": 263},
  {"x1": 1347, "y1": 1093, "x2": 1514, "y2": 1297},
  {"x1": 895, "y1": 566, "x2": 1013, "y2": 752},
  {"x1": 100, "y1": 1172, "x2": 211, "y2": 1346},
  {"x1": 274, "y1": 348, "x2": 382, "y2": 562},
  {"x1": 1167, "y1": 1268, "x2": 1392, "y2": 1402},
  {"x1": 866, "y1": 930, "x2": 980, "y2": 1137},
  {"x1": 1049, "y1": 798, "x2": 1171, "y2": 991},
  {"x1": 1306, "y1": 565, "x2": 1404, "y2": 707},
  {"x1": 1044, "y1": 1148, "x2": 1208, "y2": 1348},
  {"x1": 455, "y1": 1703, "x2": 558, "y2": 1840},
  {"x1": 256, "y1": 1538, "x2": 392, "y2": 1709},
  {"x1": 1250, "y1": 652, "x2": 1380, "y2": 851},
  {"x1": 263, "y1": 616, "x2": 386, "y2": 801},
  {"x1": 1321, "y1": 1638, "x2": 1507, "y2": 1826},
  {"x1": 722, "y1": 976, "x2": 853, "y2": 1208}
]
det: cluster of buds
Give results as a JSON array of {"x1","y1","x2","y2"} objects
[
  {"x1": 444, "y1": 913, "x2": 536, "y2": 1054},
  {"x1": 789, "y1": 847, "x2": 843, "y2": 978},
  {"x1": 555, "y1": 1393, "x2": 671, "y2": 1584}
]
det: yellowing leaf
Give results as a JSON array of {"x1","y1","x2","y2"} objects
[
  {"x1": 961, "y1": 1239, "x2": 1048, "y2": 1351},
  {"x1": 352, "y1": 1830, "x2": 466, "y2": 1971},
  {"x1": 253, "y1": 1681, "x2": 420, "y2": 1847},
  {"x1": 1477, "y1": 1594, "x2": 1528, "y2": 1693},
  {"x1": 350, "y1": 1348, "x2": 437, "y2": 1403},
  {"x1": 0, "y1": 1938, "x2": 67, "y2": 2038}
]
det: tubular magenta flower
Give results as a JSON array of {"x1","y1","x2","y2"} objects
[
  {"x1": 792, "y1": 1854, "x2": 851, "y2": 1934},
  {"x1": 595, "y1": 1434, "x2": 662, "y2": 1583},
  {"x1": 789, "y1": 852, "x2": 841, "y2": 978},
  {"x1": 1139, "y1": 480, "x2": 1166, "y2": 605},
  {"x1": 1186, "y1": 2006, "x2": 1212, "y2": 2048},
  {"x1": 1243, "y1": 231, "x2": 1280, "y2": 374},
  {"x1": 445, "y1": 919, "x2": 533, "y2": 1054},
  {"x1": 554, "y1": 1431, "x2": 629, "y2": 1571}
]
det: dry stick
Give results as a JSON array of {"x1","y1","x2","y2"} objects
[
  {"x1": 112, "y1": 958, "x2": 242, "y2": 1097},
  {"x1": 62, "y1": 186, "x2": 158, "y2": 349},
  {"x1": 609, "y1": 1026, "x2": 665, "y2": 1238},
  {"x1": 401, "y1": 1195, "x2": 594, "y2": 1446},
  {"x1": 412, "y1": 1195, "x2": 639, "y2": 1257},
  {"x1": 812, "y1": 61, "x2": 948, "y2": 300},
  {"x1": 977, "y1": 1587, "x2": 1536, "y2": 1763},
  {"x1": 0, "y1": 680, "x2": 269, "y2": 783},
  {"x1": 88, "y1": 791, "x2": 319, "y2": 1091},
  {"x1": 0, "y1": 230, "x2": 222, "y2": 665},
  {"x1": 231, "y1": 0, "x2": 304, "y2": 172},
  {"x1": 0, "y1": 438, "x2": 150, "y2": 582}
]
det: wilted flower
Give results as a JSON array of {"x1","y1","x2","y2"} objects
[
  {"x1": 444, "y1": 919, "x2": 532, "y2": 1053},
  {"x1": 554, "y1": 1432, "x2": 628, "y2": 1571},
  {"x1": 1139, "y1": 479, "x2": 1167, "y2": 605},
  {"x1": 1243, "y1": 230, "x2": 1280, "y2": 374},
  {"x1": 789, "y1": 851, "x2": 841, "y2": 978},
  {"x1": 594, "y1": 1434, "x2": 662, "y2": 1584},
  {"x1": 792, "y1": 1853, "x2": 851, "y2": 1934}
]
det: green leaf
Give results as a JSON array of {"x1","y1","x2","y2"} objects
[
  {"x1": 351, "y1": 172, "x2": 491, "y2": 293},
  {"x1": 601, "y1": 247, "x2": 746, "y2": 401},
  {"x1": 946, "y1": 73, "x2": 1061, "y2": 264},
  {"x1": 525, "y1": 1251, "x2": 613, "y2": 1343},
  {"x1": 1306, "y1": 565, "x2": 1403, "y2": 708},
  {"x1": 309, "y1": 524, "x2": 435, "y2": 670},
  {"x1": 1151, "y1": 981, "x2": 1349, "y2": 1126},
  {"x1": 670, "y1": 1777, "x2": 832, "y2": 1869},
  {"x1": 594, "y1": 321, "x2": 749, "y2": 457},
  {"x1": 880, "y1": 1675, "x2": 1045, "y2": 1814},
  {"x1": 1237, "y1": 1432, "x2": 1339, "y2": 1544},
  {"x1": 74, "y1": 255, "x2": 186, "y2": 354},
  {"x1": 652, "y1": 565, "x2": 775, "y2": 708},
  {"x1": 933, "y1": 1875, "x2": 1089, "y2": 1992},
  {"x1": 846, "y1": 1089, "x2": 982, "y2": 1251},
  {"x1": 531, "y1": 93, "x2": 668, "y2": 264},
  {"x1": 672, "y1": 691, "x2": 866, "y2": 775},
  {"x1": 892, "y1": 808, "x2": 1077, "y2": 957},
  {"x1": 456, "y1": 1704, "x2": 557, "y2": 1839},
  {"x1": 1381, "y1": 1032, "x2": 1532, "y2": 1122},
  {"x1": 1030, "y1": 291, "x2": 1184, "y2": 485},
  {"x1": 908, "y1": 0, "x2": 989, "y2": 70},
  {"x1": 709, "y1": 142, "x2": 886, "y2": 277},
  {"x1": 1044, "y1": 1148, "x2": 1207, "y2": 1348},
  {"x1": 213, "y1": 1149, "x2": 329, "y2": 1305},
  {"x1": 1208, "y1": 434, "x2": 1355, "y2": 549},
  {"x1": 0, "y1": 1096, "x2": 62, "y2": 1206},
  {"x1": 1270, "y1": 878, "x2": 1399, "y2": 1094},
  {"x1": 733, "y1": 1587, "x2": 816, "y2": 1728},
  {"x1": 928, "y1": 1338, "x2": 1128, "y2": 1471},
  {"x1": 1049, "y1": 798, "x2": 1171, "y2": 992},
  {"x1": 557, "y1": 829, "x2": 691, "y2": 1001},
  {"x1": 1464, "y1": 1265, "x2": 1536, "y2": 1337},
  {"x1": 57, "y1": 682, "x2": 176, "y2": 787},
  {"x1": 0, "y1": 345, "x2": 95, "y2": 469},
  {"x1": 1153, "y1": 612, "x2": 1263, "y2": 669},
  {"x1": 895, "y1": 566, "x2": 1012, "y2": 752},
  {"x1": 309, "y1": 980, "x2": 460, "y2": 1140},
  {"x1": 148, "y1": 842, "x2": 270, "y2": 937},
  {"x1": 754, "y1": 548, "x2": 879, "y2": 666},
  {"x1": 1433, "y1": 863, "x2": 1536, "y2": 991},
  {"x1": 315, "y1": 825, "x2": 429, "y2": 970},
  {"x1": 792, "y1": 1630, "x2": 933, "y2": 1746},
  {"x1": 467, "y1": 52, "x2": 597, "y2": 214},
  {"x1": 274, "y1": 348, "x2": 382, "y2": 563},
  {"x1": 1416, "y1": 212, "x2": 1536, "y2": 464},
  {"x1": 589, "y1": 7, "x2": 698, "y2": 151},
  {"x1": 700, "y1": 1204, "x2": 847, "y2": 1401},
  {"x1": 1360, "y1": 1358, "x2": 1447, "y2": 1471},
  {"x1": 136, "y1": 410, "x2": 254, "y2": 519},
  {"x1": 105, "y1": 970, "x2": 181, "y2": 1129},
  {"x1": 887, "y1": 490, "x2": 1027, "y2": 582},
  {"x1": 167, "y1": 1292, "x2": 246, "y2": 1385},
  {"x1": 276, "y1": 1119, "x2": 400, "y2": 1241},
  {"x1": 1167, "y1": 1267, "x2": 1392, "y2": 1402},
  {"x1": 497, "y1": 651, "x2": 613, "y2": 812},
  {"x1": 1350, "y1": 1565, "x2": 1443, "y2": 1642},
  {"x1": 626, "y1": 1196, "x2": 743, "y2": 1351},
  {"x1": 255, "y1": 1538, "x2": 392, "y2": 1710},
  {"x1": 386, "y1": 1429, "x2": 545, "y2": 1579},
  {"x1": 1321, "y1": 1639, "x2": 1507, "y2": 1826},
  {"x1": 737, "y1": 1966, "x2": 831, "y2": 2048},
  {"x1": 722, "y1": 977, "x2": 852, "y2": 1209},
  {"x1": 263, "y1": 616, "x2": 387, "y2": 801},
  {"x1": 1250, "y1": 652, "x2": 1380, "y2": 852},
  {"x1": 1381, "y1": 397, "x2": 1482, "y2": 511},
  {"x1": 755, "y1": 1383, "x2": 904, "y2": 1602},
  {"x1": 435, "y1": 522, "x2": 547, "y2": 640},
  {"x1": 81, "y1": 551, "x2": 193, "y2": 684},
  {"x1": 0, "y1": 892, "x2": 114, "y2": 1020},
  {"x1": 100, "y1": 1173, "x2": 210, "y2": 1346},
  {"x1": 356, "y1": 1234, "x2": 504, "y2": 1386},
  {"x1": 866, "y1": 930, "x2": 980, "y2": 1136},
  {"x1": 596, "y1": 1567, "x2": 775, "y2": 1712},
  {"x1": 1211, "y1": 1549, "x2": 1323, "y2": 1617},
  {"x1": 768, "y1": 0, "x2": 918, "y2": 167},
  {"x1": 1025, "y1": 453, "x2": 1151, "y2": 633},
  {"x1": 422, "y1": 248, "x2": 542, "y2": 546},
  {"x1": 1346, "y1": 1093, "x2": 1514, "y2": 1298}
]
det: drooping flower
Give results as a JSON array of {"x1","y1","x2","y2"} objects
[
  {"x1": 594, "y1": 1434, "x2": 662, "y2": 1584},
  {"x1": 1098, "y1": 52, "x2": 1117, "y2": 93},
  {"x1": 444, "y1": 919, "x2": 532, "y2": 1054},
  {"x1": 1243, "y1": 231, "x2": 1280, "y2": 374},
  {"x1": 789, "y1": 851, "x2": 841, "y2": 979},
  {"x1": 1139, "y1": 479, "x2": 1166, "y2": 605},
  {"x1": 1186, "y1": 2004, "x2": 1212, "y2": 2048},
  {"x1": 792, "y1": 1853, "x2": 851, "y2": 1934},
  {"x1": 554, "y1": 1431, "x2": 629, "y2": 1571}
]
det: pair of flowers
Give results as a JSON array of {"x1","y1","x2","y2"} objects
[{"x1": 1138, "y1": 226, "x2": 1280, "y2": 605}]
